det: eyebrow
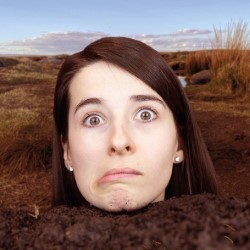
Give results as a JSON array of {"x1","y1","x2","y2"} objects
[
  {"x1": 130, "y1": 95, "x2": 166, "y2": 108},
  {"x1": 74, "y1": 94, "x2": 166, "y2": 114},
  {"x1": 74, "y1": 98, "x2": 103, "y2": 114}
]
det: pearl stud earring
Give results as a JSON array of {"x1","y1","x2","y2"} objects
[
  {"x1": 174, "y1": 156, "x2": 181, "y2": 163},
  {"x1": 68, "y1": 165, "x2": 74, "y2": 172}
]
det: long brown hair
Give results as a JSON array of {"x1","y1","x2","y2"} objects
[{"x1": 53, "y1": 37, "x2": 218, "y2": 206}]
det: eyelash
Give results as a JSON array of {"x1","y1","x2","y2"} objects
[
  {"x1": 135, "y1": 106, "x2": 158, "y2": 122},
  {"x1": 82, "y1": 112, "x2": 105, "y2": 128},
  {"x1": 82, "y1": 107, "x2": 158, "y2": 127}
]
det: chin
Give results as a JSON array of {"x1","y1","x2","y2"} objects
[
  {"x1": 89, "y1": 198, "x2": 145, "y2": 212},
  {"x1": 87, "y1": 189, "x2": 151, "y2": 212},
  {"x1": 106, "y1": 202, "x2": 139, "y2": 212},
  {"x1": 98, "y1": 198, "x2": 150, "y2": 212}
]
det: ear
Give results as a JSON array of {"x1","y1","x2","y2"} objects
[
  {"x1": 60, "y1": 135, "x2": 73, "y2": 170},
  {"x1": 173, "y1": 149, "x2": 184, "y2": 164}
]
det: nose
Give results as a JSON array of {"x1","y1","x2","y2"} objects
[{"x1": 109, "y1": 122, "x2": 134, "y2": 155}]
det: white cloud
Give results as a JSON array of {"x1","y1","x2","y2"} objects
[
  {"x1": 0, "y1": 32, "x2": 109, "y2": 55},
  {"x1": 0, "y1": 30, "x2": 213, "y2": 55},
  {"x1": 170, "y1": 29, "x2": 212, "y2": 36}
]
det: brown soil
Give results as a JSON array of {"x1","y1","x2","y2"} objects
[
  {"x1": 195, "y1": 110, "x2": 250, "y2": 199},
  {"x1": 1, "y1": 194, "x2": 249, "y2": 249}
]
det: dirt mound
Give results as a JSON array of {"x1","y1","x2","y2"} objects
[{"x1": 1, "y1": 194, "x2": 249, "y2": 249}]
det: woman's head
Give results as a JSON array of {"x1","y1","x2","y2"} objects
[{"x1": 53, "y1": 37, "x2": 218, "y2": 211}]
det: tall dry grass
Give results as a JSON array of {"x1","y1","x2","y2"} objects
[
  {"x1": 186, "y1": 21, "x2": 250, "y2": 94},
  {"x1": 186, "y1": 50, "x2": 211, "y2": 75},
  {"x1": 211, "y1": 21, "x2": 250, "y2": 93}
]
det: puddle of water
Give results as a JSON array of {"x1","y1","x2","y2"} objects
[{"x1": 178, "y1": 76, "x2": 187, "y2": 88}]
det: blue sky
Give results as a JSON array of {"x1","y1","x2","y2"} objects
[{"x1": 1, "y1": 0, "x2": 249, "y2": 54}]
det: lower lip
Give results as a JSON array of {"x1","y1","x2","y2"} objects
[{"x1": 98, "y1": 173, "x2": 139, "y2": 185}]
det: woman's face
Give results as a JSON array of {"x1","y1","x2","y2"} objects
[{"x1": 62, "y1": 61, "x2": 183, "y2": 212}]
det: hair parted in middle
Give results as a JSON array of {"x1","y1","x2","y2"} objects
[{"x1": 53, "y1": 36, "x2": 218, "y2": 206}]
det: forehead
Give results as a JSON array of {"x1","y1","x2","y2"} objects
[{"x1": 69, "y1": 61, "x2": 163, "y2": 100}]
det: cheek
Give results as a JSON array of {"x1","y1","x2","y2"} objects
[
  {"x1": 69, "y1": 131, "x2": 106, "y2": 171},
  {"x1": 146, "y1": 132, "x2": 176, "y2": 183},
  {"x1": 138, "y1": 126, "x2": 178, "y2": 181},
  {"x1": 140, "y1": 126, "x2": 178, "y2": 158},
  {"x1": 69, "y1": 132, "x2": 106, "y2": 194}
]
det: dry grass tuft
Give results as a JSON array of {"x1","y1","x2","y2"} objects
[
  {"x1": 210, "y1": 21, "x2": 250, "y2": 94},
  {"x1": 0, "y1": 137, "x2": 52, "y2": 176},
  {"x1": 186, "y1": 50, "x2": 211, "y2": 75}
]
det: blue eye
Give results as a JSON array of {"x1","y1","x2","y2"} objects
[
  {"x1": 135, "y1": 108, "x2": 157, "y2": 122},
  {"x1": 83, "y1": 114, "x2": 105, "y2": 127}
]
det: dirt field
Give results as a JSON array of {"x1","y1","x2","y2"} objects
[{"x1": 0, "y1": 57, "x2": 249, "y2": 248}]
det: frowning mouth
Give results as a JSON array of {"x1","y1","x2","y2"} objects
[{"x1": 98, "y1": 168, "x2": 142, "y2": 185}]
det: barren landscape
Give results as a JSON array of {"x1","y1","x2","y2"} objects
[{"x1": 0, "y1": 52, "x2": 249, "y2": 249}]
